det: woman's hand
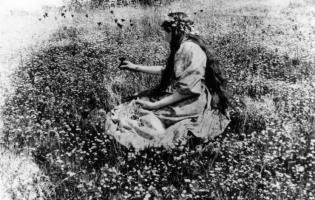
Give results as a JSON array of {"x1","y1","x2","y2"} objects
[
  {"x1": 119, "y1": 60, "x2": 136, "y2": 71},
  {"x1": 135, "y1": 99, "x2": 159, "y2": 110}
]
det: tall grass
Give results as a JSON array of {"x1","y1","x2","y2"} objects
[{"x1": 0, "y1": 147, "x2": 53, "y2": 200}]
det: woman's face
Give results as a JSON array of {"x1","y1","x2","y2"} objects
[{"x1": 164, "y1": 31, "x2": 172, "y2": 43}]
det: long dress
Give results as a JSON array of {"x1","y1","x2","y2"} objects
[{"x1": 105, "y1": 39, "x2": 231, "y2": 150}]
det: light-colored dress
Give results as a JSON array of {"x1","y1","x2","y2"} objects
[{"x1": 105, "y1": 40, "x2": 230, "y2": 150}]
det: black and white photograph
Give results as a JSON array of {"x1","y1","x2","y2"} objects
[{"x1": 0, "y1": 0, "x2": 314, "y2": 199}]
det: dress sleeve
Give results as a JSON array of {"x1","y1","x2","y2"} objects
[{"x1": 173, "y1": 41, "x2": 207, "y2": 96}]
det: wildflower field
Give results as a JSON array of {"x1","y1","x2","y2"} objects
[{"x1": 1, "y1": 0, "x2": 315, "y2": 199}]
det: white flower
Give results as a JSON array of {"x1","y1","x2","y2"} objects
[
  {"x1": 144, "y1": 193, "x2": 151, "y2": 200},
  {"x1": 297, "y1": 166, "x2": 305, "y2": 172}
]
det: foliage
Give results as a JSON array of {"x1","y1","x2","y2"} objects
[
  {"x1": 1, "y1": 1, "x2": 315, "y2": 199},
  {"x1": 0, "y1": 148, "x2": 53, "y2": 200},
  {"x1": 69, "y1": 0, "x2": 175, "y2": 9}
]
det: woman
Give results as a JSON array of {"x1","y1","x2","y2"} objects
[{"x1": 105, "y1": 12, "x2": 231, "y2": 150}]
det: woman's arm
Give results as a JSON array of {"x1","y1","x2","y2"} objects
[
  {"x1": 120, "y1": 61, "x2": 164, "y2": 75},
  {"x1": 130, "y1": 64, "x2": 164, "y2": 75},
  {"x1": 136, "y1": 91, "x2": 193, "y2": 110}
]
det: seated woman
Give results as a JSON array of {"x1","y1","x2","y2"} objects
[{"x1": 105, "y1": 12, "x2": 231, "y2": 150}]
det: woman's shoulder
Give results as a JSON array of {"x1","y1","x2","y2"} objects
[
  {"x1": 177, "y1": 40, "x2": 206, "y2": 59},
  {"x1": 180, "y1": 40, "x2": 200, "y2": 50}
]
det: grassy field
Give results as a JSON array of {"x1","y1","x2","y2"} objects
[{"x1": 1, "y1": 0, "x2": 315, "y2": 199}]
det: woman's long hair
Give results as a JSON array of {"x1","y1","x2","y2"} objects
[{"x1": 155, "y1": 26, "x2": 230, "y2": 115}]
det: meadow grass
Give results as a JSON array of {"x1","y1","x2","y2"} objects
[
  {"x1": 0, "y1": 147, "x2": 53, "y2": 200},
  {"x1": 1, "y1": 0, "x2": 315, "y2": 199}
]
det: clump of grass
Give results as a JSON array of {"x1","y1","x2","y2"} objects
[{"x1": 0, "y1": 148, "x2": 53, "y2": 200}]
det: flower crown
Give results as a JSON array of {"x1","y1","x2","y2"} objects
[{"x1": 161, "y1": 12, "x2": 196, "y2": 34}]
